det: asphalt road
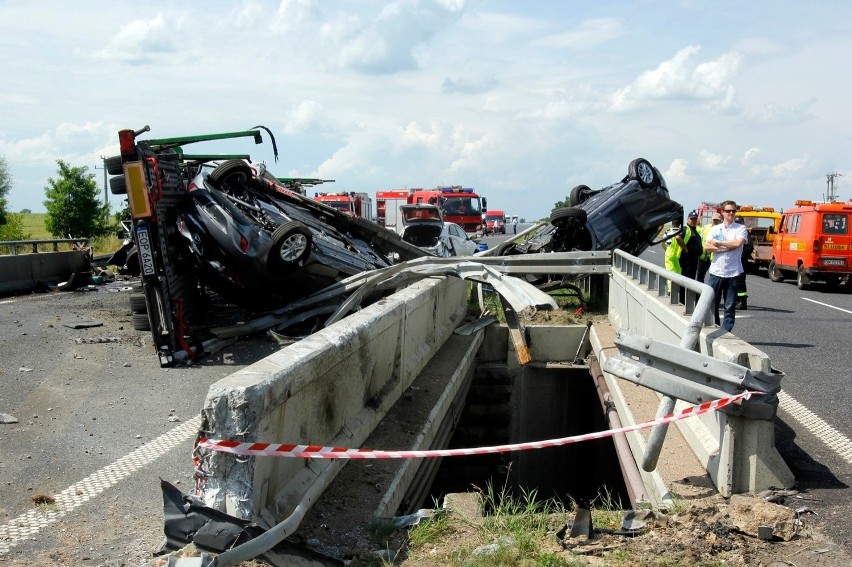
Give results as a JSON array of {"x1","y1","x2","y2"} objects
[{"x1": 0, "y1": 281, "x2": 279, "y2": 565}]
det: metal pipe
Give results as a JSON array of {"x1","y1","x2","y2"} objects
[
  {"x1": 613, "y1": 248, "x2": 717, "y2": 472},
  {"x1": 588, "y1": 356, "x2": 646, "y2": 508},
  {"x1": 210, "y1": 460, "x2": 347, "y2": 567}
]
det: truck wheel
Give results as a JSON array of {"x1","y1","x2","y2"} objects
[
  {"x1": 132, "y1": 313, "x2": 151, "y2": 331},
  {"x1": 105, "y1": 155, "x2": 123, "y2": 175},
  {"x1": 627, "y1": 158, "x2": 658, "y2": 188},
  {"x1": 569, "y1": 185, "x2": 594, "y2": 206},
  {"x1": 767, "y1": 259, "x2": 784, "y2": 282},
  {"x1": 550, "y1": 207, "x2": 587, "y2": 228},
  {"x1": 109, "y1": 175, "x2": 127, "y2": 195},
  {"x1": 129, "y1": 293, "x2": 147, "y2": 313},
  {"x1": 208, "y1": 159, "x2": 253, "y2": 192},
  {"x1": 797, "y1": 266, "x2": 809, "y2": 290},
  {"x1": 269, "y1": 221, "x2": 312, "y2": 273}
]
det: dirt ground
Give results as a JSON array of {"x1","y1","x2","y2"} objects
[{"x1": 352, "y1": 491, "x2": 851, "y2": 567}]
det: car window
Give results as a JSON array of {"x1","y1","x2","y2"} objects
[{"x1": 822, "y1": 213, "x2": 848, "y2": 235}]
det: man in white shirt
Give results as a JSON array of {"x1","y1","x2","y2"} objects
[{"x1": 703, "y1": 200, "x2": 748, "y2": 332}]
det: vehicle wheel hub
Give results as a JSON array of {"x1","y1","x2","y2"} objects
[{"x1": 279, "y1": 233, "x2": 309, "y2": 261}]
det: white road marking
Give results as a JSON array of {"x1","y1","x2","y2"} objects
[
  {"x1": 778, "y1": 391, "x2": 852, "y2": 466},
  {"x1": 801, "y1": 297, "x2": 852, "y2": 314},
  {"x1": 0, "y1": 415, "x2": 201, "y2": 555}
]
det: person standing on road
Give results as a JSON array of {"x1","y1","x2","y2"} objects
[
  {"x1": 680, "y1": 210, "x2": 703, "y2": 280},
  {"x1": 696, "y1": 212, "x2": 722, "y2": 283},
  {"x1": 512, "y1": 217, "x2": 518, "y2": 234},
  {"x1": 704, "y1": 201, "x2": 748, "y2": 332}
]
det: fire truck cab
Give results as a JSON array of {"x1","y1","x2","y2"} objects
[
  {"x1": 408, "y1": 186, "x2": 487, "y2": 234},
  {"x1": 314, "y1": 191, "x2": 373, "y2": 220}
]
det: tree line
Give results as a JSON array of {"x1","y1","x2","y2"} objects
[{"x1": 0, "y1": 155, "x2": 121, "y2": 241}]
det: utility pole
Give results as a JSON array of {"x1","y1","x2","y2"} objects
[
  {"x1": 825, "y1": 172, "x2": 842, "y2": 202},
  {"x1": 94, "y1": 156, "x2": 108, "y2": 207}
]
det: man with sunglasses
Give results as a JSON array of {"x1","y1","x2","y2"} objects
[{"x1": 703, "y1": 200, "x2": 748, "y2": 332}]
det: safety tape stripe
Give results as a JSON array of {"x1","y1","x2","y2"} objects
[{"x1": 199, "y1": 391, "x2": 759, "y2": 459}]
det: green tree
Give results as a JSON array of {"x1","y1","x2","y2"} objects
[
  {"x1": 0, "y1": 212, "x2": 27, "y2": 241},
  {"x1": 43, "y1": 160, "x2": 112, "y2": 238},
  {"x1": 0, "y1": 155, "x2": 11, "y2": 227}
]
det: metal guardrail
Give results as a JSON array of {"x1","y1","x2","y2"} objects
[{"x1": 0, "y1": 238, "x2": 89, "y2": 255}]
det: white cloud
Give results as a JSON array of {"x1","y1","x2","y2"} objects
[
  {"x1": 664, "y1": 159, "x2": 690, "y2": 185},
  {"x1": 699, "y1": 151, "x2": 730, "y2": 169},
  {"x1": 533, "y1": 18, "x2": 624, "y2": 49},
  {"x1": 610, "y1": 46, "x2": 741, "y2": 112},
  {"x1": 772, "y1": 155, "x2": 809, "y2": 176},
  {"x1": 91, "y1": 13, "x2": 182, "y2": 64}
]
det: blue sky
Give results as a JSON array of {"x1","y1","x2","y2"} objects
[{"x1": 1, "y1": 0, "x2": 851, "y2": 220}]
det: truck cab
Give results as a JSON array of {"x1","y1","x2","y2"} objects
[
  {"x1": 484, "y1": 210, "x2": 506, "y2": 234},
  {"x1": 735, "y1": 205, "x2": 782, "y2": 273},
  {"x1": 769, "y1": 200, "x2": 852, "y2": 289}
]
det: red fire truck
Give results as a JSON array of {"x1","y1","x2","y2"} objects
[
  {"x1": 314, "y1": 191, "x2": 373, "y2": 220},
  {"x1": 376, "y1": 189, "x2": 410, "y2": 232},
  {"x1": 407, "y1": 186, "x2": 487, "y2": 234}
]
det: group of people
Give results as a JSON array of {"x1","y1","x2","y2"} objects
[{"x1": 662, "y1": 200, "x2": 750, "y2": 332}]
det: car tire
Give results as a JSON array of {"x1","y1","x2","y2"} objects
[
  {"x1": 767, "y1": 259, "x2": 784, "y2": 282},
  {"x1": 628, "y1": 158, "x2": 658, "y2": 188},
  {"x1": 109, "y1": 175, "x2": 127, "y2": 195},
  {"x1": 550, "y1": 206, "x2": 587, "y2": 227},
  {"x1": 797, "y1": 266, "x2": 809, "y2": 290},
  {"x1": 269, "y1": 221, "x2": 312, "y2": 273},
  {"x1": 105, "y1": 155, "x2": 123, "y2": 175},
  {"x1": 132, "y1": 313, "x2": 151, "y2": 332},
  {"x1": 129, "y1": 293, "x2": 148, "y2": 313},
  {"x1": 208, "y1": 159, "x2": 253, "y2": 191},
  {"x1": 569, "y1": 185, "x2": 594, "y2": 206}
]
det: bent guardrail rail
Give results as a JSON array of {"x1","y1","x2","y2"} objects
[{"x1": 596, "y1": 249, "x2": 794, "y2": 498}]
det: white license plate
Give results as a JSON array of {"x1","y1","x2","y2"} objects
[
  {"x1": 136, "y1": 226, "x2": 156, "y2": 276},
  {"x1": 823, "y1": 258, "x2": 845, "y2": 266}
]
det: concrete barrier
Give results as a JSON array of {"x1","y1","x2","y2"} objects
[
  {"x1": 597, "y1": 250, "x2": 794, "y2": 497},
  {"x1": 0, "y1": 251, "x2": 91, "y2": 295},
  {"x1": 197, "y1": 275, "x2": 468, "y2": 521}
]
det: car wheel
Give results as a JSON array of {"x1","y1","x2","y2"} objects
[
  {"x1": 797, "y1": 266, "x2": 809, "y2": 290},
  {"x1": 628, "y1": 158, "x2": 658, "y2": 188},
  {"x1": 550, "y1": 206, "x2": 588, "y2": 228},
  {"x1": 109, "y1": 175, "x2": 127, "y2": 195},
  {"x1": 269, "y1": 221, "x2": 312, "y2": 273},
  {"x1": 105, "y1": 155, "x2": 123, "y2": 175},
  {"x1": 767, "y1": 259, "x2": 784, "y2": 282},
  {"x1": 129, "y1": 293, "x2": 147, "y2": 313},
  {"x1": 132, "y1": 313, "x2": 151, "y2": 332},
  {"x1": 569, "y1": 185, "x2": 594, "y2": 206},
  {"x1": 208, "y1": 159, "x2": 253, "y2": 193}
]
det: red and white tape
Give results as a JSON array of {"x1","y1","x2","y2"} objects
[{"x1": 199, "y1": 391, "x2": 760, "y2": 459}]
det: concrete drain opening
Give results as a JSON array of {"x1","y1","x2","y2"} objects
[{"x1": 421, "y1": 324, "x2": 630, "y2": 512}]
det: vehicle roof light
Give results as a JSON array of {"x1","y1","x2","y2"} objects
[{"x1": 795, "y1": 200, "x2": 813, "y2": 206}]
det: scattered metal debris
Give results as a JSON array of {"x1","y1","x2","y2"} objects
[
  {"x1": 63, "y1": 320, "x2": 104, "y2": 329},
  {"x1": 75, "y1": 337, "x2": 121, "y2": 344}
]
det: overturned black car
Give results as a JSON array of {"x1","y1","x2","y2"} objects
[{"x1": 499, "y1": 158, "x2": 683, "y2": 257}]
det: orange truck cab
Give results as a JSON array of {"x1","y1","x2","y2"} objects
[{"x1": 769, "y1": 200, "x2": 852, "y2": 289}]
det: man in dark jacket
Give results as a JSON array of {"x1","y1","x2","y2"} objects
[
  {"x1": 680, "y1": 210, "x2": 703, "y2": 280},
  {"x1": 735, "y1": 215, "x2": 753, "y2": 310}
]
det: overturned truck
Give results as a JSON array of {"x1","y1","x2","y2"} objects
[{"x1": 109, "y1": 126, "x2": 427, "y2": 366}]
